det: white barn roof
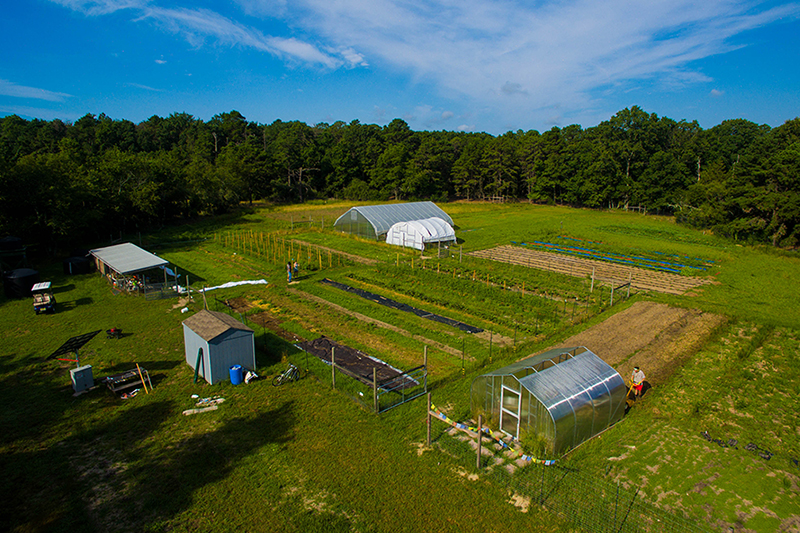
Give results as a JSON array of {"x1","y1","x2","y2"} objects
[{"x1": 90, "y1": 243, "x2": 168, "y2": 275}]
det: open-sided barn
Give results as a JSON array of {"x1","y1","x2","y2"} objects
[
  {"x1": 333, "y1": 201, "x2": 454, "y2": 241},
  {"x1": 471, "y1": 346, "x2": 627, "y2": 456}
]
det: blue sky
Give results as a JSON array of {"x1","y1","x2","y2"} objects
[{"x1": 1, "y1": 0, "x2": 798, "y2": 135}]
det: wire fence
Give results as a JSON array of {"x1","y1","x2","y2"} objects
[
  {"x1": 491, "y1": 463, "x2": 709, "y2": 533},
  {"x1": 432, "y1": 426, "x2": 709, "y2": 533}
]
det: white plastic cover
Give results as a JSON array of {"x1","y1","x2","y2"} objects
[{"x1": 385, "y1": 217, "x2": 456, "y2": 250}]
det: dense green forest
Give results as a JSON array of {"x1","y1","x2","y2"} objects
[{"x1": 1, "y1": 106, "x2": 798, "y2": 251}]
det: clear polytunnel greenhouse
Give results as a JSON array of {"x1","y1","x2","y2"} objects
[
  {"x1": 333, "y1": 201, "x2": 454, "y2": 241},
  {"x1": 470, "y1": 347, "x2": 627, "y2": 456}
]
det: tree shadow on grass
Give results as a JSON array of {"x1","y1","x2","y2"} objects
[
  {"x1": 87, "y1": 401, "x2": 296, "y2": 531},
  {"x1": 0, "y1": 400, "x2": 176, "y2": 533}
]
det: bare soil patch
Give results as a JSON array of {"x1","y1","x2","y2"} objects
[
  {"x1": 296, "y1": 336, "x2": 419, "y2": 388},
  {"x1": 470, "y1": 245, "x2": 715, "y2": 295},
  {"x1": 551, "y1": 301, "x2": 726, "y2": 386},
  {"x1": 222, "y1": 297, "x2": 303, "y2": 342}
]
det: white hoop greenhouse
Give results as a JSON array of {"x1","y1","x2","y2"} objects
[
  {"x1": 385, "y1": 217, "x2": 456, "y2": 250},
  {"x1": 333, "y1": 201, "x2": 454, "y2": 241}
]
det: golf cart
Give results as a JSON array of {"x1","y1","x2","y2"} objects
[{"x1": 32, "y1": 281, "x2": 56, "y2": 314}]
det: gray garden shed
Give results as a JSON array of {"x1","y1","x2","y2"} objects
[
  {"x1": 333, "y1": 201, "x2": 454, "y2": 240},
  {"x1": 471, "y1": 346, "x2": 627, "y2": 456},
  {"x1": 182, "y1": 310, "x2": 255, "y2": 385}
]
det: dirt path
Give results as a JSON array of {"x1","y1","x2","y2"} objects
[
  {"x1": 292, "y1": 240, "x2": 378, "y2": 266},
  {"x1": 290, "y1": 289, "x2": 465, "y2": 358},
  {"x1": 549, "y1": 301, "x2": 726, "y2": 386},
  {"x1": 469, "y1": 245, "x2": 715, "y2": 295}
]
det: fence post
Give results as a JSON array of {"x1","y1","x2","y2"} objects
[
  {"x1": 426, "y1": 392, "x2": 432, "y2": 447},
  {"x1": 331, "y1": 347, "x2": 336, "y2": 389},
  {"x1": 423, "y1": 346, "x2": 428, "y2": 391},
  {"x1": 476, "y1": 414, "x2": 483, "y2": 470},
  {"x1": 540, "y1": 462, "x2": 546, "y2": 505},
  {"x1": 373, "y1": 367, "x2": 378, "y2": 413}
]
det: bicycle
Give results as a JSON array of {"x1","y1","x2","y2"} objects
[{"x1": 272, "y1": 363, "x2": 303, "y2": 386}]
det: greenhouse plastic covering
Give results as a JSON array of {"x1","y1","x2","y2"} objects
[
  {"x1": 334, "y1": 201, "x2": 453, "y2": 240},
  {"x1": 471, "y1": 347, "x2": 627, "y2": 456},
  {"x1": 385, "y1": 217, "x2": 456, "y2": 250}
]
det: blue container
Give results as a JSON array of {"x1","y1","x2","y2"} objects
[{"x1": 229, "y1": 365, "x2": 243, "y2": 385}]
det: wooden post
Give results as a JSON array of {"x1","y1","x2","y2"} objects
[
  {"x1": 459, "y1": 245, "x2": 462, "y2": 264},
  {"x1": 489, "y1": 331, "x2": 493, "y2": 363},
  {"x1": 331, "y1": 347, "x2": 336, "y2": 389},
  {"x1": 373, "y1": 367, "x2": 378, "y2": 413},
  {"x1": 426, "y1": 392, "x2": 432, "y2": 447},
  {"x1": 590, "y1": 266, "x2": 596, "y2": 293},
  {"x1": 627, "y1": 271, "x2": 632, "y2": 298},
  {"x1": 477, "y1": 414, "x2": 483, "y2": 469},
  {"x1": 423, "y1": 346, "x2": 428, "y2": 391}
]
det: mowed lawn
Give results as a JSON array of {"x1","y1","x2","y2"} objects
[{"x1": 1, "y1": 201, "x2": 799, "y2": 532}]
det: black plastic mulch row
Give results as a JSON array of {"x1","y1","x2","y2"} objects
[{"x1": 321, "y1": 278, "x2": 483, "y2": 334}]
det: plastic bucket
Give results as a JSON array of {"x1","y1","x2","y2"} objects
[{"x1": 229, "y1": 365, "x2": 243, "y2": 385}]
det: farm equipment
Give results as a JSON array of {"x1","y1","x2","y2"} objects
[{"x1": 32, "y1": 281, "x2": 56, "y2": 314}]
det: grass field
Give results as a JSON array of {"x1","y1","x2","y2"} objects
[{"x1": 1, "y1": 201, "x2": 798, "y2": 532}]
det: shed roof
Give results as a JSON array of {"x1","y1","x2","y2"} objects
[
  {"x1": 334, "y1": 201, "x2": 454, "y2": 237},
  {"x1": 182, "y1": 310, "x2": 253, "y2": 342},
  {"x1": 90, "y1": 243, "x2": 168, "y2": 275}
]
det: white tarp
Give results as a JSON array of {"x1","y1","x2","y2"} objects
[{"x1": 385, "y1": 217, "x2": 455, "y2": 250}]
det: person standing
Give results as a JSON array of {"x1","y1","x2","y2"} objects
[
  {"x1": 286, "y1": 261, "x2": 292, "y2": 282},
  {"x1": 293, "y1": 260, "x2": 299, "y2": 279},
  {"x1": 631, "y1": 366, "x2": 646, "y2": 398}
]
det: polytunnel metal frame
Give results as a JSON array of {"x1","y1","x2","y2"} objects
[
  {"x1": 333, "y1": 201, "x2": 454, "y2": 240},
  {"x1": 470, "y1": 347, "x2": 627, "y2": 456}
]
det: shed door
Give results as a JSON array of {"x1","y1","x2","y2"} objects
[{"x1": 500, "y1": 385, "x2": 521, "y2": 438}]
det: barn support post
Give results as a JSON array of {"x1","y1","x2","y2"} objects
[
  {"x1": 476, "y1": 414, "x2": 483, "y2": 469},
  {"x1": 426, "y1": 392, "x2": 432, "y2": 447},
  {"x1": 331, "y1": 347, "x2": 336, "y2": 389}
]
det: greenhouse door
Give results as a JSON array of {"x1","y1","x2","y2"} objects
[{"x1": 500, "y1": 385, "x2": 521, "y2": 438}]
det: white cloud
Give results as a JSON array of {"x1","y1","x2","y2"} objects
[
  {"x1": 0, "y1": 79, "x2": 72, "y2": 101},
  {"x1": 49, "y1": 0, "x2": 147, "y2": 16},
  {"x1": 48, "y1": 0, "x2": 800, "y2": 129},
  {"x1": 155, "y1": 58, "x2": 167, "y2": 64},
  {"x1": 286, "y1": 0, "x2": 800, "y2": 122},
  {"x1": 710, "y1": 88, "x2": 725, "y2": 97},
  {"x1": 126, "y1": 82, "x2": 163, "y2": 91},
  {"x1": 140, "y1": 7, "x2": 352, "y2": 68},
  {"x1": 0, "y1": 105, "x2": 78, "y2": 121},
  {"x1": 441, "y1": 111, "x2": 453, "y2": 120}
]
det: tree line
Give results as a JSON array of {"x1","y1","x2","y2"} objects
[{"x1": 1, "y1": 106, "x2": 798, "y2": 252}]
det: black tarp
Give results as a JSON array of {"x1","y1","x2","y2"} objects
[
  {"x1": 3, "y1": 268, "x2": 39, "y2": 298},
  {"x1": 321, "y1": 278, "x2": 483, "y2": 333}
]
